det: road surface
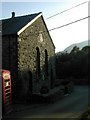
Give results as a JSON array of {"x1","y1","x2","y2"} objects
[{"x1": 3, "y1": 85, "x2": 89, "y2": 119}]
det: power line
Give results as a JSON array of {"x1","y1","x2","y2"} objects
[
  {"x1": 24, "y1": 16, "x2": 89, "y2": 34},
  {"x1": 1, "y1": 16, "x2": 89, "y2": 35},
  {"x1": 49, "y1": 16, "x2": 89, "y2": 31},
  {"x1": 46, "y1": 1, "x2": 88, "y2": 20}
]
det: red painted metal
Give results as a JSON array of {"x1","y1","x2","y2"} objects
[{"x1": 2, "y1": 69, "x2": 12, "y2": 115}]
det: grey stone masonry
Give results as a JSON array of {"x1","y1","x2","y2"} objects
[{"x1": 2, "y1": 14, "x2": 56, "y2": 101}]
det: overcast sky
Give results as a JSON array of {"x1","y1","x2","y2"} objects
[{"x1": 1, "y1": 0, "x2": 89, "y2": 52}]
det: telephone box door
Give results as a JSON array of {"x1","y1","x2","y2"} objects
[{"x1": 2, "y1": 70, "x2": 12, "y2": 115}]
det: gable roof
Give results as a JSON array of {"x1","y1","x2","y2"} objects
[
  {"x1": 1, "y1": 12, "x2": 55, "y2": 49},
  {"x1": 2, "y1": 12, "x2": 42, "y2": 36}
]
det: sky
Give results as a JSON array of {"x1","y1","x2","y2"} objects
[{"x1": 0, "y1": 0, "x2": 89, "y2": 53}]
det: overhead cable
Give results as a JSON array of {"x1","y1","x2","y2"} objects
[
  {"x1": 46, "y1": 1, "x2": 88, "y2": 20},
  {"x1": 49, "y1": 16, "x2": 89, "y2": 31}
]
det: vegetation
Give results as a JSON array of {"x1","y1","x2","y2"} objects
[
  {"x1": 80, "y1": 107, "x2": 90, "y2": 120},
  {"x1": 55, "y1": 46, "x2": 90, "y2": 80}
]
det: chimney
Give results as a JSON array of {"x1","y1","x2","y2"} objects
[{"x1": 12, "y1": 12, "x2": 15, "y2": 18}]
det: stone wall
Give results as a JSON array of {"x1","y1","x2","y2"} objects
[
  {"x1": 2, "y1": 16, "x2": 56, "y2": 101},
  {"x1": 17, "y1": 16, "x2": 56, "y2": 98}
]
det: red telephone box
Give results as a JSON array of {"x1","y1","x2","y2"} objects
[{"x1": 2, "y1": 70, "x2": 12, "y2": 115}]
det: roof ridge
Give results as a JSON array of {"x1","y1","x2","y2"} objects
[
  {"x1": 2, "y1": 12, "x2": 42, "y2": 35},
  {"x1": 1, "y1": 12, "x2": 42, "y2": 21}
]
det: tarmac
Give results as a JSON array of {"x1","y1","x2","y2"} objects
[
  {"x1": 2, "y1": 83, "x2": 74, "y2": 119},
  {"x1": 12, "y1": 85, "x2": 65, "y2": 112}
]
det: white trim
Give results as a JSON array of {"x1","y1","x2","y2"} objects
[{"x1": 17, "y1": 13, "x2": 43, "y2": 35}]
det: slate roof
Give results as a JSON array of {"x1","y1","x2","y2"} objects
[{"x1": 1, "y1": 12, "x2": 42, "y2": 35}]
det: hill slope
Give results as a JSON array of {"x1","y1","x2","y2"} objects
[{"x1": 63, "y1": 40, "x2": 89, "y2": 53}]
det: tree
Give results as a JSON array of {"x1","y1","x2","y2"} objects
[
  {"x1": 70, "y1": 46, "x2": 80, "y2": 54},
  {"x1": 55, "y1": 45, "x2": 89, "y2": 79}
]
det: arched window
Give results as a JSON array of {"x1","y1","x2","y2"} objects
[
  {"x1": 45, "y1": 49, "x2": 48, "y2": 76},
  {"x1": 36, "y1": 47, "x2": 40, "y2": 80}
]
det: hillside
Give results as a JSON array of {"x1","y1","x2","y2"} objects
[
  {"x1": 56, "y1": 40, "x2": 89, "y2": 55},
  {"x1": 63, "y1": 40, "x2": 89, "y2": 53}
]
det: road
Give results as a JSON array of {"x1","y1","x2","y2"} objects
[{"x1": 3, "y1": 85, "x2": 89, "y2": 119}]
